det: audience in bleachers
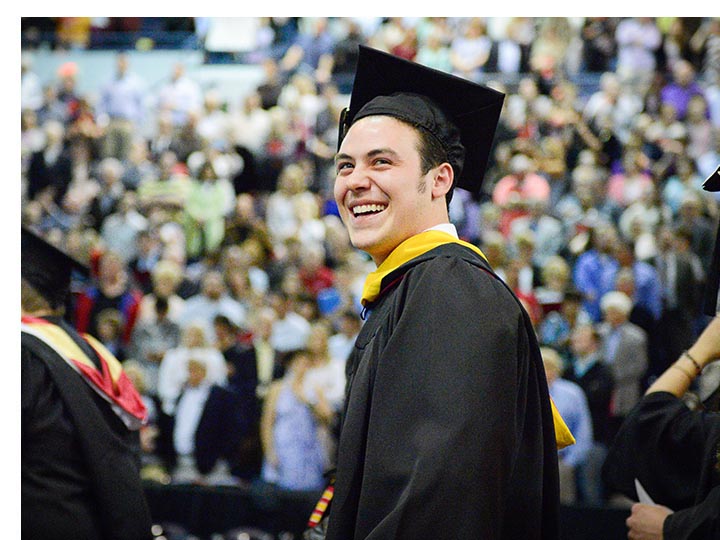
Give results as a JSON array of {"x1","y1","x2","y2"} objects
[{"x1": 20, "y1": 18, "x2": 720, "y2": 517}]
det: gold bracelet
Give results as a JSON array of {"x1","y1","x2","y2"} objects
[
  {"x1": 682, "y1": 350, "x2": 702, "y2": 374},
  {"x1": 671, "y1": 364, "x2": 694, "y2": 380}
]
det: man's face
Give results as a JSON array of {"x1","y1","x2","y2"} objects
[{"x1": 334, "y1": 116, "x2": 438, "y2": 265}]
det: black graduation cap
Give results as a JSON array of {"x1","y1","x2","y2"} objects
[
  {"x1": 338, "y1": 45, "x2": 505, "y2": 195},
  {"x1": 21, "y1": 226, "x2": 89, "y2": 308},
  {"x1": 702, "y1": 165, "x2": 720, "y2": 316}
]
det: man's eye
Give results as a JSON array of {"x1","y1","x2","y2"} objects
[
  {"x1": 374, "y1": 158, "x2": 391, "y2": 166},
  {"x1": 336, "y1": 162, "x2": 353, "y2": 172}
]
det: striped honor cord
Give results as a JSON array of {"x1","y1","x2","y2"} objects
[{"x1": 307, "y1": 483, "x2": 335, "y2": 528}]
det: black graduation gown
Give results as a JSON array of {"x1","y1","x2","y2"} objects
[
  {"x1": 602, "y1": 392, "x2": 720, "y2": 539},
  {"x1": 325, "y1": 243, "x2": 560, "y2": 540},
  {"x1": 21, "y1": 319, "x2": 153, "y2": 540}
]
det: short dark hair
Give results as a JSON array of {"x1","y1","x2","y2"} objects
[{"x1": 413, "y1": 123, "x2": 456, "y2": 207}]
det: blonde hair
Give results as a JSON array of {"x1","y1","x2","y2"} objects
[
  {"x1": 540, "y1": 346, "x2": 564, "y2": 376},
  {"x1": 21, "y1": 278, "x2": 55, "y2": 314},
  {"x1": 541, "y1": 255, "x2": 570, "y2": 285}
]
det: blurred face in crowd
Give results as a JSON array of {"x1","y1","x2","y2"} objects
[
  {"x1": 570, "y1": 325, "x2": 597, "y2": 357},
  {"x1": 99, "y1": 252, "x2": 125, "y2": 287},
  {"x1": 307, "y1": 323, "x2": 330, "y2": 358},
  {"x1": 603, "y1": 305, "x2": 627, "y2": 327},
  {"x1": 334, "y1": 115, "x2": 452, "y2": 265},
  {"x1": 202, "y1": 271, "x2": 225, "y2": 300},
  {"x1": 183, "y1": 325, "x2": 206, "y2": 348},
  {"x1": 187, "y1": 360, "x2": 207, "y2": 387}
]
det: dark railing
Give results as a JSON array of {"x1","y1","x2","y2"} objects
[{"x1": 144, "y1": 481, "x2": 631, "y2": 540}]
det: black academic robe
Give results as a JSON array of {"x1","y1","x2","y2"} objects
[
  {"x1": 21, "y1": 318, "x2": 153, "y2": 540},
  {"x1": 602, "y1": 392, "x2": 720, "y2": 539},
  {"x1": 325, "y1": 243, "x2": 560, "y2": 540}
]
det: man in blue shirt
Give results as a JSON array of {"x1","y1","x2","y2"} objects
[
  {"x1": 541, "y1": 346, "x2": 593, "y2": 504},
  {"x1": 97, "y1": 53, "x2": 146, "y2": 161}
]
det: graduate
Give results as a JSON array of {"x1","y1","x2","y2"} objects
[
  {"x1": 602, "y1": 165, "x2": 720, "y2": 540},
  {"x1": 306, "y1": 45, "x2": 573, "y2": 540},
  {"x1": 21, "y1": 226, "x2": 153, "y2": 540}
]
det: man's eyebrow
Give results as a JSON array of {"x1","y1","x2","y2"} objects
[
  {"x1": 334, "y1": 148, "x2": 400, "y2": 164},
  {"x1": 334, "y1": 152, "x2": 352, "y2": 164}
]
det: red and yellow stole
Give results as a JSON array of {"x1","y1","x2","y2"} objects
[{"x1": 22, "y1": 315, "x2": 147, "y2": 430}]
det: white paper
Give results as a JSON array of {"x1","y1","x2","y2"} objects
[{"x1": 635, "y1": 478, "x2": 655, "y2": 505}]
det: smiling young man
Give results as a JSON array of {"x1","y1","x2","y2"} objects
[
  {"x1": 305, "y1": 46, "x2": 573, "y2": 540},
  {"x1": 334, "y1": 114, "x2": 454, "y2": 265}
]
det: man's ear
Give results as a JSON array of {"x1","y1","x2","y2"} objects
[{"x1": 431, "y1": 162, "x2": 454, "y2": 200}]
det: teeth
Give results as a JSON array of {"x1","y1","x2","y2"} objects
[{"x1": 352, "y1": 204, "x2": 387, "y2": 216}]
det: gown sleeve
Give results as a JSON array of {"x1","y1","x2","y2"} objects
[{"x1": 602, "y1": 391, "x2": 718, "y2": 510}]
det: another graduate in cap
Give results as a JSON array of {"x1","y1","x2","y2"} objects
[
  {"x1": 21, "y1": 227, "x2": 153, "y2": 540},
  {"x1": 309, "y1": 46, "x2": 571, "y2": 540},
  {"x1": 602, "y1": 165, "x2": 720, "y2": 540}
]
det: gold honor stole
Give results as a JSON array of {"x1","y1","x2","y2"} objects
[
  {"x1": 359, "y1": 230, "x2": 575, "y2": 450},
  {"x1": 21, "y1": 316, "x2": 147, "y2": 430}
]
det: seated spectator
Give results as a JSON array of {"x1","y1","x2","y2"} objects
[
  {"x1": 249, "y1": 306, "x2": 281, "y2": 400},
  {"x1": 615, "y1": 267, "x2": 662, "y2": 387},
  {"x1": 606, "y1": 149, "x2": 654, "y2": 209},
  {"x1": 492, "y1": 153, "x2": 551, "y2": 237},
  {"x1": 260, "y1": 349, "x2": 331, "y2": 492},
  {"x1": 178, "y1": 269, "x2": 247, "y2": 345},
  {"x1": 655, "y1": 225, "x2": 705, "y2": 377},
  {"x1": 265, "y1": 163, "x2": 315, "y2": 249},
  {"x1": 214, "y1": 314, "x2": 258, "y2": 399},
  {"x1": 572, "y1": 221, "x2": 622, "y2": 323},
  {"x1": 279, "y1": 17, "x2": 335, "y2": 84},
  {"x1": 183, "y1": 158, "x2": 235, "y2": 261},
  {"x1": 128, "y1": 296, "x2": 181, "y2": 396},
  {"x1": 170, "y1": 357, "x2": 251, "y2": 485},
  {"x1": 598, "y1": 291, "x2": 649, "y2": 440},
  {"x1": 415, "y1": 29, "x2": 452, "y2": 73},
  {"x1": 74, "y1": 249, "x2": 142, "y2": 346},
  {"x1": 660, "y1": 59, "x2": 706, "y2": 121},
  {"x1": 509, "y1": 198, "x2": 565, "y2": 269},
  {"x1": 685, "y1": 94, "x2": 714, "y2": 164},
  {"x1": 86, "y1": 157, "x2": 126, "y2": 232},
  {"x1": 222, "y1": 193, "x2": 264, "y2": 248},
  {"x1": 565, "y1": 323, "x2": 615, "y2": 505},
  {"x1": 449, "y1": 18, "x2": 492, "y2": 82},
  {"x1": 137, "y1": 258, "x2": 187, "y2": 324},
  {"x1": 157, "y1": 323, "x2": 227, "y2": 415},
  {"x1": 155, "y1": 62, "x2": 203, "y2": 129},
  {"x1": 26, "y1": 120, "x2": 73, "y2": 204},
  {"x1": 137, "y1": 150, "x2": 191, "y2": 224},
  {"x1": 534, "y1": 255, "x2": 573, "y2": 316},
  {"x1": 328, "y1": 309, "x2": 362, "y2": 365},
  {"x1": 303, "y1": 321, "x2": 345, "y2": 414},
  {"x1": 95, "y1": 307, "x2": 127, "y2": 361},
  {"x1": 298, "y1": 243, "x2": 335, "y2": 299},
  {"x1": 100, "y1": 191, "x2": 149, "y2": 266},
  {"x1": 613, "y1": 238, "x2": 663, "y2": 322},
  {"x1": 541, "y1": 346, "x2": 593, "y2": 504},
  {"x1": 127, "y1": 228, "x2": 163, "y2": 294},
  {"x1": 661, "y1": 156, "x2": 706, "y2": 217},
  {"x1": 508, "y1": 229, "x2": 540, "y2": 297},
  {"x1": 269, "y1": 291, "x2": 311, "y2": 363}
]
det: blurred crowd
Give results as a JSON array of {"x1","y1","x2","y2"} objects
[{"x1": 20, "y1": 17, "x2": 720, "y2": 507}]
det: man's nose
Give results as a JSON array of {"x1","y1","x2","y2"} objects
[{"x1": 344, "y1": 166, "x2": 372, "y2": 191}]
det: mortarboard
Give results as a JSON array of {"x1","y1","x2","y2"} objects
[
  {"x1": 702, "y1": 165, "x2": 720, "y2": 316},
  {"x1": 21, "y1": 226, "x2": 89, "y2": 308},
  {"x1": 337, "y1": 45, "x2": 505, "y2": 195}
]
